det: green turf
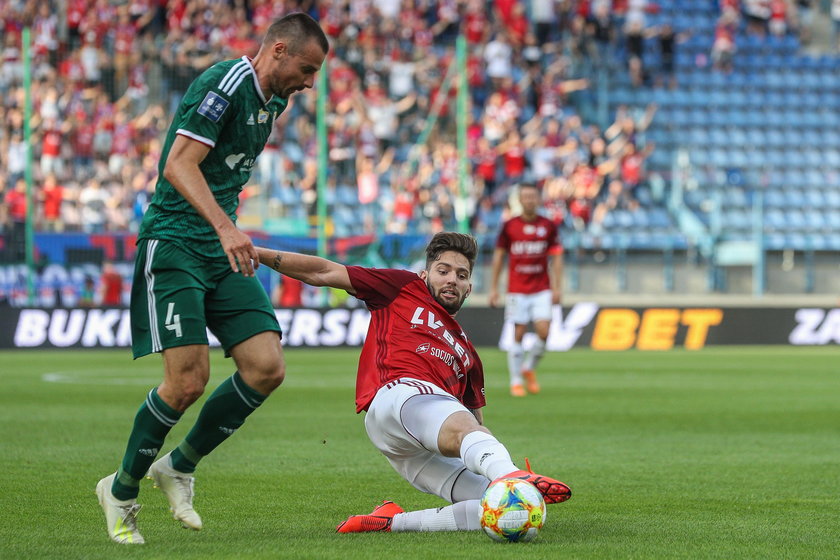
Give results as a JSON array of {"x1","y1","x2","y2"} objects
[{"x1": 1, "y1": 347, "x2": 838, "y2": 559}]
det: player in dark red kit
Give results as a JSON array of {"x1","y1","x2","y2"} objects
[
  {"x1": 257, "y1": 232, "x2": 570, "y2": 533},
  {"x1": 489, "y1": 184, "x2": 563, "y2": 397}
]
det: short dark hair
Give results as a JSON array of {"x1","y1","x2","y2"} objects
[
  {"x1": 264, "y1": 13, "x2": 329, "y2": 55},
  {"x1": 425, "y1": 232, "x2": 478, "y2": 274}
]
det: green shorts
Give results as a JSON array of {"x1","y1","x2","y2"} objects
[{"x1": 130, "y1": 238, "x2": 281, "y2": 358}]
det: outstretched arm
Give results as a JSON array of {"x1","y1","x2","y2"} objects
[{"x1": 256, "y1": 247, "x2": 356, "y2": 294}]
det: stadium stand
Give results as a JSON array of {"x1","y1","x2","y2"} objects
[{"x1": 0, "y1": 0, "x2": 838, "y2": 303}]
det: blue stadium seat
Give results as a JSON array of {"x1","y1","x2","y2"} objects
[
  {"x1": 764, "y1": 190, "x2": 786, "y2": 208},
  {"x1": 804, "y1": 209, "x2": 827, "y2": 230},
  {"x1": 337, "y1": 185, "x2": 358, "y2": 206},
  {"x1": 764, "y1": 232, "x2": 786, "y2": 249},
  {"x1": 765, "y1": 208, "x2": 786, "y2": 229},
  {"x1": 724, "y1": 209, "x2": 751, "y2": 231},
  {"x1": 648, "y1": 208, "x2": 673, "y2": 229},
  {"x1": 786, "y1": 209, "x2": 807, "y2": 230},
  {"x1": 820, "y1": 148, "x2": 840, "y2": 167},
  {"x1": 825, "y1": 190, "x2": 840, "y2": 209},
  {"x1": 726, "y1": 188, "x2": 748, "y2": 207},
  {"x1": 826, "y1": 233, "x2": 840, "y2": 251}
]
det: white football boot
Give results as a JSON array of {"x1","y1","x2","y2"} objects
[
  {"x1": 95, "y1": 473, "x2": 145, "y2": 544},
  {"x1": 148, "y1": 452, "x2": 203, "y2": 530}
]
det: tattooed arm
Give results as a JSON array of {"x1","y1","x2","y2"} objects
[{"x1": 256, "y1": 247, "x2": 355, "y2": 294}]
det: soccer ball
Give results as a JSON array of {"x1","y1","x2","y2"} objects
[{"x1": 480, "y1": 477, "x2": 546, "y2": 543}]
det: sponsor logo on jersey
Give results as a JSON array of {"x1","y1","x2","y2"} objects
[
  {"x1": 510, "y1": 240, "x2": 548, "y2": 255},
  {"x1": 415, "y1": 342, "x2": 430, "y2": 353},
  {"x1": 225, "y1": 153, "x2": 245, "y2": 170},
  {"x1": 246, "y1": 113, "x2": 255, "y2": 125},
  {"x1": 197, "y1": 91, "x2": 229, "y2": 122},
  {"x1": 410, "y1": 306, "x2": 472, "y2": 368},
  {"x1": 430, "y1": 346, "x2": 462, "y2": 375}
]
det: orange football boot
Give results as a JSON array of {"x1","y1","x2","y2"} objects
[{"x1": 336, "y1": 501, "x2": 404, "y2": 533}]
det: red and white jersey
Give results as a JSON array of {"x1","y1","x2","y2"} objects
[
  {"x1": 346, "y1": 266, "x2": 486, "y2": 413},
  {"x1": 496, "y1": 215, "x2": 562, "y2": 294}
]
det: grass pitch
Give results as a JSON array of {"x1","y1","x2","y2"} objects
[{"x1": 1, "y1": 346, "x2": 838, "y2": 559}]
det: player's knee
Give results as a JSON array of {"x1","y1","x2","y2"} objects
[
  {"x1": 244, "y1": 355, "x2": 285, "y2": 394},
  {"x1": 263, "y1": 359, "x2": 285, "y2": 391},
  {"x1": 165, "y1": 380, "x2": 205, "y2": 411},
  {"x1": 180, "y1": 382, "x2": 206, "y2": 407}
]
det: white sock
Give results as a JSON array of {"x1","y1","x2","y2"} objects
[
  {"x1": 524, "y1": 338, "x2": 547, "y2": 371},
  {"x1": 507, "y1": 342, "x2": 524, "y2": 385},
  {"x1": 460, "y1": 431, "x2": 517, "y2": 481},
  {"x1": 391, "y1": 501, "x2": 482, "y2": 532}
]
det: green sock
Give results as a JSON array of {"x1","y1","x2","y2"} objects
[
  {"x1": 170, "y1": 371, "x2": 266, "y2": 473},
  {"x1": 112, "y1": 387, "x2": 181, "y2": 501}
]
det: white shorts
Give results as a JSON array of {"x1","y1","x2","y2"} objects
[
  {"x1": 505, "y1": 290, "x2": 553, "y2": 325},
  {"x1": 364, "y1": 378, "x2": 489, "y2": 502}
]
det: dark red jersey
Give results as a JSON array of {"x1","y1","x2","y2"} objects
[
  {"x1": 346, "y1": 266, "x2": 486, "y2": 413},
  {"x1": 495, "y1": 215, "x2": 562, "y2": 294}
]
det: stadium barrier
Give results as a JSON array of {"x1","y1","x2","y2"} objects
[{"x1": 2, "y1": 304, "x2": 838, "y2": 350}]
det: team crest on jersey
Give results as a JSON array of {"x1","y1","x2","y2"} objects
[
  {"x1": 258, "y1": 110, "x2": 270, "y2": 123},
  {"x1": 537, "y1": 226, "x2": 547, "y2": 236},
  {"x1": 197, "y1": 91, "x2": 229, "y2": 123},
  {"x1": 415, "y1": 342, "x2": 430, "y2": 354}
]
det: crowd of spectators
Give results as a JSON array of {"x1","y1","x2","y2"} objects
[{"x1": 5, "y1": 0, "x2": 779, "y2": 248}]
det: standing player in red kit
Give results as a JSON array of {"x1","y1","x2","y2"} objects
[
  {"x1": 256, "y1": 232, "x2": 570, "y2": 533},
  {"x1": 489, "y1": 184, "x2": 563, "y2": 397}
]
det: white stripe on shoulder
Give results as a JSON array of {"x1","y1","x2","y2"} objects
[
  {"x1": 225, "y1": 70, "x2": 251, "y2": 97},
  {"x1": 222, "y1": 65, "x2": 253, "y2": 95},
  {"x1": 218, "y1": 60, "x2": 248, "y2": 92},
  {"x1": 176, "y1": 129, "x2": 216, "y2": 147},
  {"x1": 221, "y1": 65, "x2": 250, "y2": 95}
]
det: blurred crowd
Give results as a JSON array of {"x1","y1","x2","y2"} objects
[{"x1": 0, "y1": 0, "x2": 821, "y2": 244}]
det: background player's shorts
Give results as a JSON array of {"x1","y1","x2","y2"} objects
[
  {"x1": 505, "y1": 289, "x2": 553, "y2": 325},
  {"x1": 130, "y1": 238, "x2": 281, "y2": 358},
  {"x1": 364, "y1": 378, "x2": 489, "y2": 502}
]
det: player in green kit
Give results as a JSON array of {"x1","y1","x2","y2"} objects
[{"x1": 95, "y1": 13, "x2": 328, "y2": 545}]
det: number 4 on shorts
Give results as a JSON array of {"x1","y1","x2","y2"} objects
[{"x1": 165, "y1": 302, "x2": 182, "y2": 338}]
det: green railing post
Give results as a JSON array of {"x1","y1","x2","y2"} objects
[
  {"x1": 23, "y1": 28, "x2": 35, "y2": 304},
  {"x1": 455, "y1": 35, "x2": 469, "y2": 234}
]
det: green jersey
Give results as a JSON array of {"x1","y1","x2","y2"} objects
[{"x1": 139, "y1": 56, "x2": 288, "y2": 259}]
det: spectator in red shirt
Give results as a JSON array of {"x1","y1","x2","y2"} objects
[
  {"x1": 4, "y1": 178, "x2": 28, "y2": 260},
  {"x1": 98, "y1": 262, "x2": 124, "y2": 306},
  {"x1": 6, "y1": 177, "x2": 27, "y2": 224},
  {"x1": 40, "y1": 173, "x2": 64, "y2": 232},
  {"x1": 272, "y1": 275, "x2": 303, "y2": 308},
  {"x1": 473, "y1": 137, "x2": 499, "y2": 197}
]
